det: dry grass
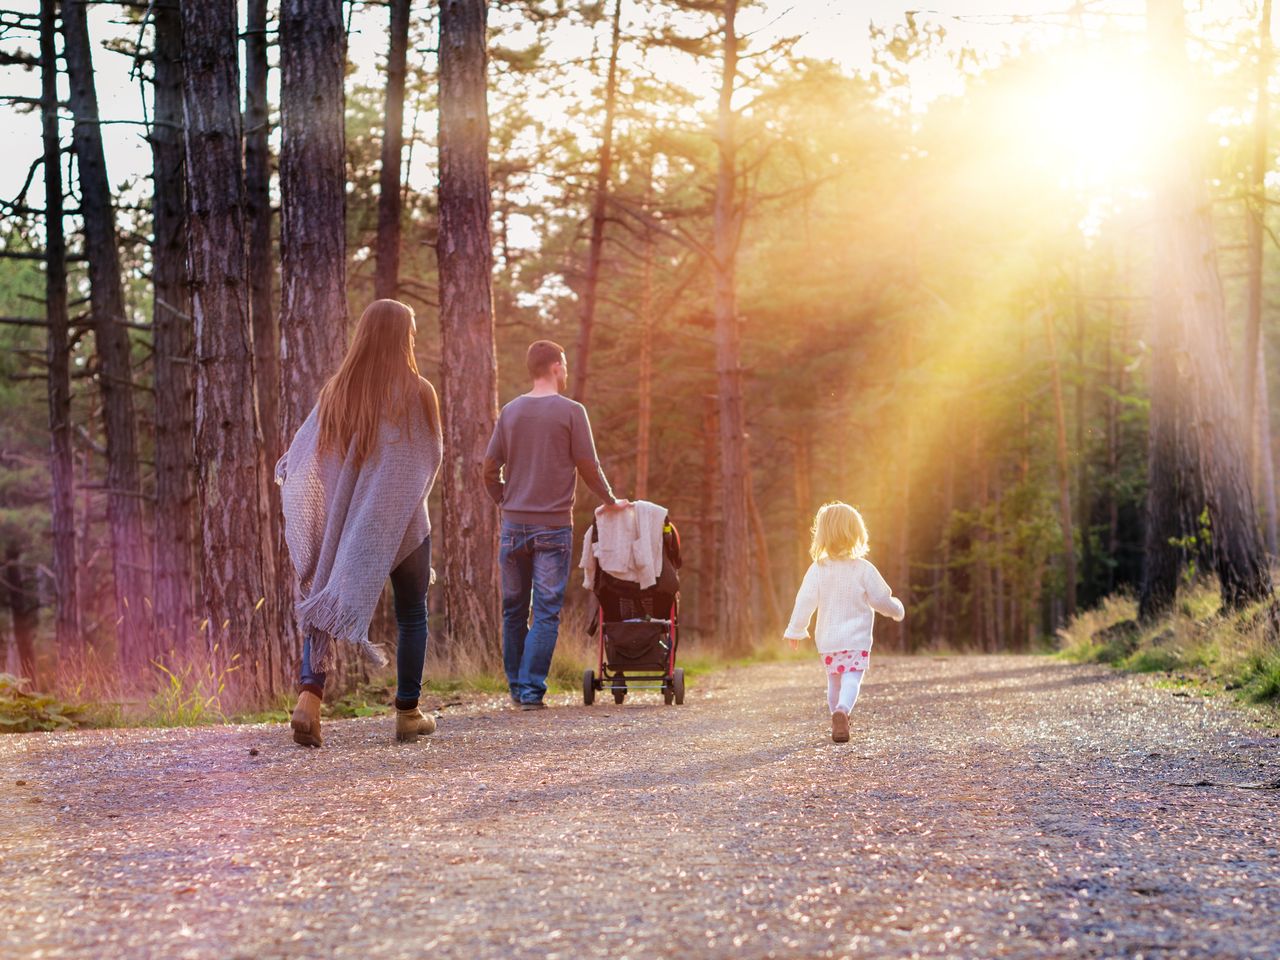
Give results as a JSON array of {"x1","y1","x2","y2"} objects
[{"x1": 1057, "y1": 578, "x2": 1280, "y2": 708}]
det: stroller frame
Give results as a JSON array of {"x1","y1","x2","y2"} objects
[
  {"x1": 583, "y1": 598, "x2": 684, "y2": 706},
  {"x1": 582, "y1": 515, "x2": 685, "y2": 707}
]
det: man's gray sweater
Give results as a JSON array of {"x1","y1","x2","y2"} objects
[{"x1": 483, "y1": 394, "x2": 616, "y2": 527}]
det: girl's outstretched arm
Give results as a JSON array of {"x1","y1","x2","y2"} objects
[
  {"x1": 783, "y1": 563, "x2": 820, "y2": 648},
  {"x1": 863, "y1": 560, "x2": 906, "y2": 621}
]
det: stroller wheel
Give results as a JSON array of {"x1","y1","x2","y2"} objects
[
  {"x1": 613, "y1": 688, "x2": 626, "y2": 705},
  {"x1": 583, "y1": 669, "x2": 596, "y2": 706},
  {"x1": 673, "y1": 668, "x2": 686, "y2": 705},
  {"x1": 662, "y1": 679, "x2": 674, "y2": 706},
  {"x1": 612, "y1": 672, "x2": 627, "y2": 704}
]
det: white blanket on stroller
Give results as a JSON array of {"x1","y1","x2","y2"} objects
[{"x1": 580, "y1": 500, "x2": 667, "y2": 590}]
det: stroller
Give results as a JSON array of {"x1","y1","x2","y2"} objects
[{"x1": 582, "y1": 509, "x2": 685, "y2": 706}]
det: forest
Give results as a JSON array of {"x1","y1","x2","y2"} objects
[{"x1": 1, "y1": 0, "x2": 1278, "y2": 712}]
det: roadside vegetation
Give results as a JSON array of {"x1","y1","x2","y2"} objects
[{"x1": 1057, "y1": 580, "x2": 1280, "y2": 715}]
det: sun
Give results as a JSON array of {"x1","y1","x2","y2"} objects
[{"x1": 1027, "y1": 49, "x2": 1164, "y2": 194}]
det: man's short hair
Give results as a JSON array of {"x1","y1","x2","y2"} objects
[{"x1": 527, "y1": 340, "x2": 565, "y2": 379}]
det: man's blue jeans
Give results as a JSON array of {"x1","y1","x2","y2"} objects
[{"x1": 500, "y1": 521, "x2": 573, "y2": 704}]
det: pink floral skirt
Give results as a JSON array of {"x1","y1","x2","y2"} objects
[{"x1": 821, "y1": 648, "x2": 870, "y2": 677}]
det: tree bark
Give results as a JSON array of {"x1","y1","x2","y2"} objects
[
  {"x1": 1254, "y1": 346, "x2": 1279, "y2": 552},
  {"x1": 698, "y1": 396, "x2": 720, "y2": 636},
  {"x1": 1148, "y1": 0, "x2": 1273, "y2": 611},
  {"x1": 745, "y1": 438, "x2": 781, "y2": 631},
  {"x1": 1243, "y1": 0, "x2": 1273, "y2": 459},
  {"x1": 1075, "y1": 261, "x2": 1092, "y2": 604},
  {"x1": 278, "y1": 0, "x2": 350, "y2": 688},
  {"x1": 150, "y1": 0, "x2": 196, "y2": 658},
  {"x1": 437, "y1": 0, "x2": 500, "y2": 663},
  {"x1": 63, "y1": 0, "x2": 152, "y2": 665},
  {"x1": 375, "y1": 0, "x2": 411, "y2": 300},
  {"x1": 41, "y1": 0, "x2": 79, "y2": 657},
  {"x1": 896, "y1": 316, "x2": 913, "y2": 652},
  {"x1": 245, "y1": 0, "x2": 278, "y2": 466},
  {"x1": 634, "y1": 159, "x2": 654, "y2": 500},
  {"x1": 712, "y1": 0, "x2": 755, "y2": 655},
  {"x1": 3, "y1": 543, "x2": 38, "y2": 683},
  {"x1": 279, "y1": 0, "x2": 348, "y2": 447},
  {"x1": 571, "y1": 0, "x2": 623, "y2": 403},
  {"x1": 792, "y1": 430, "x2": 812, "y2": 584},
  {"x1": 1044, "y1": 303, "x2": 1078, "y2": 621},
  {"x1": 180, "y1": 0, "x2": 277, "y2": 699}
]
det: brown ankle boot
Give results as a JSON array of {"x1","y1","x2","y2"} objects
[
  {"x1": 291, "y1": 690, "x2": 323, "y2": 748},
  {"x1": 395, "y1": 706, "x2": 436, "y2": 743},
  {"x1": 831, "y1": 709, "x2": 850, "y2": 744}
]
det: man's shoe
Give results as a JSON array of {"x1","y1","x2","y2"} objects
[
  {"x1": 831, "y1": 709, "x2": 850, "y2": 743},
  {"x1": 519, "y1": 701, "x2": 547, "y2": 711},
  {"x1": 395, "y1": 707, "x2": 437, "y2": 743},
  {"x1": 291, "y1": 691, "x2": 323, "y2": 748}
]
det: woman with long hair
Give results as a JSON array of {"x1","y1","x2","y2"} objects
[{"x1": 275, "y1": 299, "x2": 443, "y2": 747}]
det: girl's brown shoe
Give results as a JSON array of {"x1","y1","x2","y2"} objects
[
  {"x1": 291, "y1": 690, "x2": 323, "y2": 748},
  {"x1": 395, "y1": 707, "x2": 437, "y2": 743},
  {"x1": 831, "y1": 710, "x2": 850, "y2": 743}
]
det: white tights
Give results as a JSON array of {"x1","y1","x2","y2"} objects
[{"x1": 826, "y1": 669, "x2": 864, "y2": 715}]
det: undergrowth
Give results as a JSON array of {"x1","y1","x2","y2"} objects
[{"x1": 1056, "y1": 579, "x2": 1280, "y2": 711}]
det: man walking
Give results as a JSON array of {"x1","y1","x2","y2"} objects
[{"x1": 484, "y1": 340, "x2": 627, "y2": 709}]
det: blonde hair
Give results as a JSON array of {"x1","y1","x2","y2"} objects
[
  {"x1": 809, "y1": 501, "x2": 869, "y2": 562},
  {"x1": 317, "y1": 299, "x2": 441, "y2": 467}
]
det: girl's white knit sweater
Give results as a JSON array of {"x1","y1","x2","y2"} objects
[{"x1": 784, "y1": 557, "x2": 905, "y2": 654}]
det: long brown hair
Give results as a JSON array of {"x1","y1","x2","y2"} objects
[{"x1": 316, "y1": 299, "x2": 441, "y2": 466}]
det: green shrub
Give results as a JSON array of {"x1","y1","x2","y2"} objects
[
  {"x1": 0, "y1": 674, "x2": 88, "y2": 733},
  {"x1": 1120, "y1": 647, "x2": 1183, "y2": 673}
]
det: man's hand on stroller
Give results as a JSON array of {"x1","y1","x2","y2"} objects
[{"x1": 603, "y1": 498, "x2": 631, "y2": 511}]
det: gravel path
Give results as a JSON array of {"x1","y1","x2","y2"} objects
[{"x1": 2, "y1": 655, "x2": 1279, "y2": 960}]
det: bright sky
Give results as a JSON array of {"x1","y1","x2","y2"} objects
[{"x1": 0, "y1": 0, "x2": 1074, "y2": 211}]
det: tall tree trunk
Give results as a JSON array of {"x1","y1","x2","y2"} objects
[
  {"x1": 41, "y1": 0, "x2": 79, "y2": 658},
  {"x1": 744, "y1": 442, "x2": 780, "y2": 630},
  {"x1": 792, "y1": 430, "x2": 812, "y2": 584},
  {"x1": 1075, "y1": 261, "x2": 1092, "y2": 604},
  {"x1": 698, "y1": 396, "x2": 720, "y2": 636},
  {"x1": 245, "y1": 0, "x2": 278, "y2": 466},
  {"x1": 151, "y1": 0, "x2": 196, "y2": 659},
  {"x1": 279, "y1": 0, "x2": 348, "y2": 446},
  {"x1": 896, "y1": 317, "x2": 913, "y2": 652},
  {"x1": 1244, "y1": 0, "x2": 1273, "y2": 460},
  {"x1": 936, "y1": 430, "x2": 955, "y2": 644},
  {"x1": 1105, "y1": 299, "x2": 1120, "y2": 592},
  {"x1": 571, "y1": 0, "x2": 623, "y2": 403},
  {"x1": 1254, "y1": 347, "x2": 1279, "y2": 552},
  {"x1": 375, "y1": 0, "x2": 411, "y2": 300},
  {"x1": 180, "y1": 0, "x2": 277, "y2": 699},
  {"x1": 64, "y1": 0, "x2": 152, "y2": 666},
  {"x1": 1140, "y1": 264, "x2": 1200, "y2": 619},
  {"x1": 3, "y1": 544, "x2": 38, "y2": 684},
  {"x1": 712, "y1": 0, "x2": 754, "y2": 654},
  {"x1": 634, "y1": 161, "x2": 654, "y2": 500},
  {"x1": 1044, "y1": 303, "x2": 1078, "y2": 620},
  {"x1": 993, "y1": 476, "x2": 1005, "y2": 650},
  {"x1": 437, "y1": 0, "x2": 500, "y2": 663},
  {"x1": 1149, "y1": 0, "x2": 1273, "y2": 611},
  {"x1": 279, "y1": 0, "x2": 350, "y2": 688},
  {"x1": 245, "y1": 0, "x2": 292, "y2": 682}
]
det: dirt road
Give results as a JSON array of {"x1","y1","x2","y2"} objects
[{"x1": 2, "y1": 655, "x2": 1278, "y2": 959}]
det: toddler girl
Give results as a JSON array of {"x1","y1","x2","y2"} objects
[{"x1": 784, "y1": 501, "x2": 905, "y2": 743}]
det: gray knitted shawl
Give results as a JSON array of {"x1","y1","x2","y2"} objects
[{"x1": 275, "y1": 393, "x2": 441, "y2": 671}]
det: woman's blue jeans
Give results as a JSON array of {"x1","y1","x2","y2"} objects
[{"x1": 299, "y1": 535, "x2": 431, "y2": 709}]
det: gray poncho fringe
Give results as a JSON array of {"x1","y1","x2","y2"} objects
[{"x1": 275, "y1": 393, "x2": 442, "y2": 671}]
